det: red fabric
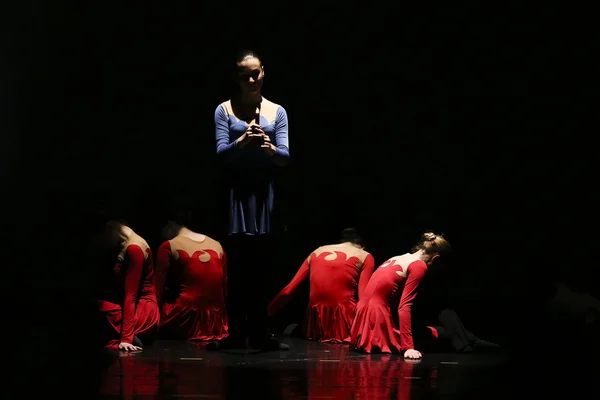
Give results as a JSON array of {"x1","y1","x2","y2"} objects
[
  {"x1": 269, "y1": 250, "x2": 375, "y2": 343},
  {"x1": 358, "y1": 254, "x2": 375, "y2": 300},
  {"x1": 350, "y1": 259, "x2": 427, "y2": 353},
  {"x1": 268, "y1": 257, "x2": 309, "y2": 316},
  {"x1": 154, "y1": 241, "x2": 228, "y2": 341},
  {"x1": 426, "y1": 325, "x2": 439, "y2": 338},
  {"x1": 96, "y1": 245, "x2": 160, "y2": 348}
]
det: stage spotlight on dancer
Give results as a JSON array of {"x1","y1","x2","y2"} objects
[
  {"x1": 350, "y1": 232, "x2": 451, "y2": 359},
  {"x1": 213, "y1": 49, "x2": 290, "y2": 351},
  {"x1": 154, "y1": 212, "x2": 229, "y2": 342},
  {"x1": 268, "y1": 228, "x2": 375, "y2": 343},
  {"x1": 95, "y1": 221, "x2": 160, "y2": 351}
]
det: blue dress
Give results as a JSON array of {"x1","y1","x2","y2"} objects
[{"x1": 215, "y1": 97, "x2": 290, "y2": 235}]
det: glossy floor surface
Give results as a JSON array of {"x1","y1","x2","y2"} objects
[{"x1": 98, "y1": 338, "x2": 512, "y2": 399}]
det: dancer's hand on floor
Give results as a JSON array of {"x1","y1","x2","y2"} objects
[
  {"x1": 118, "y1": 342, "x2": 142, "y2": 352},
  {"x1": 404, "y1": 349, "x2": 422, "y2": 359}
]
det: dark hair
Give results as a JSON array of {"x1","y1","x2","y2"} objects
[
  {"x1": 87, "y1": 218, "x2": 127, "y2": 288},
  {"x1": 339, "y1": 227, "x2": 366, "y2": 247},
  {"x1": 230, "y1": 49, "x2": 262, "y2": 95},
  {"x1": 411, "y1": 232, "x2": 452, "y2": 256},
  {"x1": 235, "y1": 49, "x2": 262, "y2": 66},
  {"x1": 162, "y1": 221, "x2": 182, "y2": 241},
  {"x1": 89, "y1": 218, "x2": 127, "y2": 259},
  {"x1": 162, "y1": 208, "x2": 194, "y2": 240},
  {"x1": 104, "y1": 219, "x2": 127, "y2": 249}
]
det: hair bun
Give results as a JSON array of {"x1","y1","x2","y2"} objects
[{"x1": 422, "y1": 232, "x2": 437, "y2": 241}]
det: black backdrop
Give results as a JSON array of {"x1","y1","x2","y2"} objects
[{"x1": 4, "y1": 2, "x2": 594, "y2": 394}]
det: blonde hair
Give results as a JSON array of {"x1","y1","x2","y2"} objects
[{"x1": 412, "y1": 232, "x2": 452, "y2": 256}]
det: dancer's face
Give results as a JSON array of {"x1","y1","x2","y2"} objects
[{"x1": 236, "y1": 57, "x2": 264, "y2": 94}]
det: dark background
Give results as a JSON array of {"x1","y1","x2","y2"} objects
[{"x1": 1, "y1": 1, "x2": 595, "y2": 394}]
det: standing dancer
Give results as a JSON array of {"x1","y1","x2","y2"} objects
[
  {"x1": 213, "y1": 50, "x2": 290, "y2": 350},
  {"x1": 268, "y1": 228, "x2": 375, "y2": 343}
]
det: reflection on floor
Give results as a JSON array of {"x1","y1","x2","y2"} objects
[{"x1": 99, "y1": 338, "x2": 511, "y2": 399}]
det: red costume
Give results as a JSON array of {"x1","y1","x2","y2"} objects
[
  {"x1": 350, "y1": 256, "x2": 428, "y2": 353},
  {"x1": 268, "y1": 244, "x2": 375, "y2": 343},
  {"x1": 96, "y1": 238, "x2": 160, "y2": 349},
  {"x1": 154, "y1": 235, "x2": 228, "y2": 341}
]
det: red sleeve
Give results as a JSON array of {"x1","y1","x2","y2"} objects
[
  {"x1": 153, "y1": 241, "x2": 172, "y2": 307},
  {"x1": 121, "y1": 245, "x2": 145, "y2": 344},
  {"x1": 267, "y1": 256, "x2": 310, "y2": 317},
  {"x1": 398, "y1": 260, "x2": 428, "y2": 351},
  {"x1": 221, "y1": 250, "x2": 228, "y2": 301},
  {"x1": 358, "y1": 254, "x2": 375, "y2": 300}
]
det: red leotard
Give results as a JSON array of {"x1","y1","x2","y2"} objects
[
  {"x1": 154, "y1": 234, "x2": 228, "y2": 341},
  {"x1": 269, "y1": 244, "x2": 375, "y2": 343},
  {"x1": 350, "y1": 256, "x2": 428, "y2": 353}
]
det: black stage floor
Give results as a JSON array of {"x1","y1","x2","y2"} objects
[{"x1": 98, "y1": 338, "x2": 513, "y2": 399}]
